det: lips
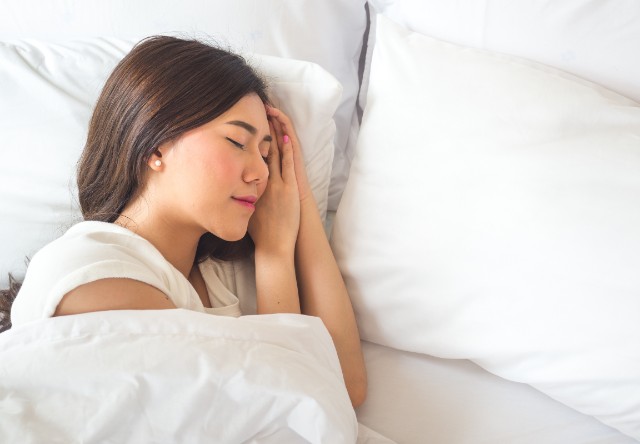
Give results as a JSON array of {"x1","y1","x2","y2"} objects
[{"x1": 232, "y1": 195, "x2": 257, "y2": 210}]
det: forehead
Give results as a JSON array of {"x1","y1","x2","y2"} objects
[{"x1": 216, "y1": 93, "x2": 268, "y2": 131}]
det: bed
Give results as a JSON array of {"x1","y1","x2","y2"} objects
[{"x1": 1, "y1": 1, "x2": 639, "y2": 442}]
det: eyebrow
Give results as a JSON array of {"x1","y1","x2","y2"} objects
[{"x1": 226, "y1": 120, "x2": 272, "y2": 142}]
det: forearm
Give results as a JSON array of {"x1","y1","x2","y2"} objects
[
  {"x1": 295, "y1": 197, "x2": 367, "y2": 407},
  {"x1": 255, "y1": 250, "x2": 301, "y2": 314}
]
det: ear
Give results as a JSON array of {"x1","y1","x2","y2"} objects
[{"x1": 148, "y1": 149, "x2": 164, "y2": 171}]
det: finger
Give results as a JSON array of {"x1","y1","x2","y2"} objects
[
  {"x1": 265, "y1": 104, "x2": 279, "y2": 117},
  {"x1": 267, "y1": 107, "x2": 299, "y2": 146},
  {"x1": 281, "y1": 134, "x2": 297, "y2": 184},
  {"x1": 270, "y1": 113, "x2": 285, "y2": 148},
  {"x1": 267, "y1": 120, "x2": 281, "y2": 178},
  {"x1": 267, "y1": 106, "x2": 305, "y2": 181},
  {"x1": 291, "y1": 142, "x2": 305, "y2": 185},
  {"x1": 266, "y1": 106, "x2": 290, "y2": 146}
]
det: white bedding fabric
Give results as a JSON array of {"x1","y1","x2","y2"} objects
[
  {"x1": 0, "y1": 310, "x2": 359, "y2": 443},
  {"x1": 0, "y1": 0, "x2": 369, "y2": 212},
  {"x1": 357, "y1": 341, "x2": 638, "y2": 444},
  {"x1": 332, "y1": 14, "x2": 640, "y2": 440},
  {"x1": 366, "y1": 0, "x2": 640, "y2": 103}
]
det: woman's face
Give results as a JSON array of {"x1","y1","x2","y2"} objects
[{"x1": 155, "y1": 93, "x2": 271, "y2": 241}]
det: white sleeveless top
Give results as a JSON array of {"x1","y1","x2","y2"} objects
[{"x1": 11, "y1": 221, "x2": 250, "y2": 326}]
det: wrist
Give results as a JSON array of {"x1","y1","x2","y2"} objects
[
  {"x1": 300, "y1": 194, "x2": 319, "y2": 214},
  {"x1": 254, "y1": 246, "x2": 295, "y2": 263}
]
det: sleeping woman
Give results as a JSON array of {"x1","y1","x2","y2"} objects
[{"x1": 1, "y1": 36, "x2": 366, "y2": 407}]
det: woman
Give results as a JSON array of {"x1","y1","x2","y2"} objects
[{"x1": 4, "y1": 36, "x2": 366, "y2": 407}]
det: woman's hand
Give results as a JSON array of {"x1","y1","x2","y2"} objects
[
  {"x1": 248, "y1": 118, "x2": 300, "y2": 256},
  {"x1": 265, "y1": 105, "x2": 314, "y2": 205},
  {"x1": 249, "y1": 114, "x2": 302, "y2": 315}
]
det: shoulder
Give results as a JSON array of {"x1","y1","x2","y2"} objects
[
  {"x1": 29, "y1": 221, "x2": 170, "y2": 281},
  {"x1": 50, "y1": 222, "x2": 177, "y2": 316},
  {"x1": 12, "y1": 221, "x2": 176, "y2": 324}
]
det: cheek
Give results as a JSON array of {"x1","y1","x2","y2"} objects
[
  {"x1": 199, "y1": 152, "x2": 239, "y2": 183},
  {"x1": 257, "y1": 181, "x2": 268, "y2": 199}
]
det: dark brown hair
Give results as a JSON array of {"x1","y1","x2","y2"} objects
[
  {"x1": 0, "y1": 274, "x2": 21, "y2": 332},
  {"x1": 1, "y1": 36, "x2": 270, "y2": 332}
]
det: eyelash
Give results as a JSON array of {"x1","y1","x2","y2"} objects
[
  {"x1": 226, "y1": 137, "x2": 245, "y2": 149},
  {"x1": 227, "y1": 137, "x2": 268, "y2": 163}
]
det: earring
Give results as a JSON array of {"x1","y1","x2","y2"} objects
[{"x1": 154, "y1": 160, "x2": 162, "y2": 167}]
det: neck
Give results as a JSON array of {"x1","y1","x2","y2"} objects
[{"x1": 115, "y1": 202, "x2": 203, "y2": 279}]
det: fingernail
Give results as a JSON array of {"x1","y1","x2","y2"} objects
[{"x1": 283, "y1": 135, "x2": 289, "y2": 143}]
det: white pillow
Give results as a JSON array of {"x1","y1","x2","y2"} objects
[
  {"x1": 0, "y1": 39, "x2": 341, "y2": 287},
  {"x1": 367, "y1": 0, "x2": 640, "y2": 103},
  {"x1": 0, "y1": 0, "x2": 369, "y2": 211},
  {"x1": 331, "y1": 15, "x2": 640, "y2": 440}
]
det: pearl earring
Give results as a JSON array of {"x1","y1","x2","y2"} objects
[{"x1": 154, "y1": 160, "x2": 162, "y2": 167}]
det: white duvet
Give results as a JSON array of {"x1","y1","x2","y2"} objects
[{"x1": 0, "y1": 309, "x2": 360, "y2": 443}]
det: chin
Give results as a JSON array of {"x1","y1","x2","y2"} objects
[
  {"x1": 226, "y1": 233, "x2": 247, "y2": 242},
  {"x1": 216, "y1": 229, "x2": 248, "y2": 242},
  {"x1": 206, "y1": 220, "x2": 249, "y2": 242}
]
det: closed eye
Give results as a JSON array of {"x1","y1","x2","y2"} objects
[
  {"x1": 226, "y1": 137, "x2": 245, "y2": 149},
  {"x1": 227, "y1": 137, "x2": 268, "y2": 163}
]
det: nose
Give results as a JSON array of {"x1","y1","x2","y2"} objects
[{"x1": 244, "y1": 149, "x2": 269, "y2": 184}]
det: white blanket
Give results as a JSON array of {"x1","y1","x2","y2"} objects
[{"x1": 0, "y1": 309, "x2": 359, "y2": 443}]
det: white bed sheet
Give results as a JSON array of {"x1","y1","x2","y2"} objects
[
  {"x1": 0, "y1": 310, "x2": 359, "y2": 443},
  {"x1": 356, "y1": 341, "x2": 637, "y2": 444}
]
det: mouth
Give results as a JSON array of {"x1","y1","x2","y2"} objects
[{"x1": 232, "y1": 195, "x2": 257, "y2": 210}]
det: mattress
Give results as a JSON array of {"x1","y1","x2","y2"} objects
[{"x1": 357, "y1": 341, "x2": 638, "y2": 444}]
